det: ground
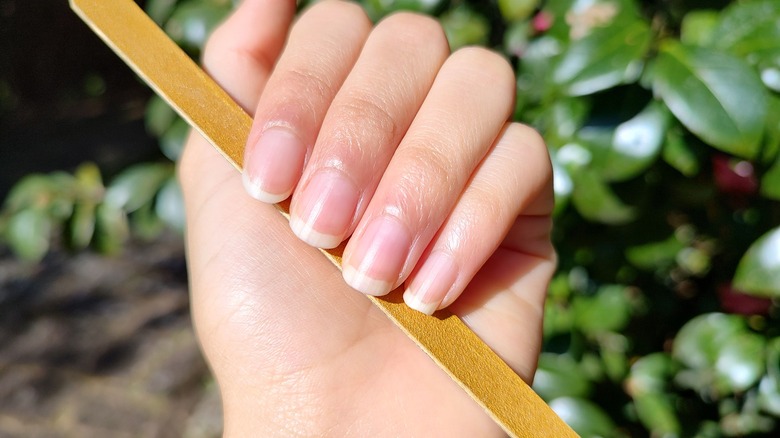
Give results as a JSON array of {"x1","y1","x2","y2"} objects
[{"x1": 0, "y1": 233, "x2": 221, "y2": 438}]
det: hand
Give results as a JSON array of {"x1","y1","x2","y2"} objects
[{"x1": 179, "y1": 0, "x2": 556, "y2": 436}]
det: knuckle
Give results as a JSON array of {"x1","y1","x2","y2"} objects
[
  {"x1": 331, "y1": 93, "x2": 398, "y2": 148},
  {"x1": 202, "y1": 23, "x2": 228, "y2": 65},
  {"x1": 305, "y1": 0, "x2": 370, "y2": 26},
  {"x1": 443, "y1": 190, "x2": 502, "y2": 253},
  {"x1": 468, "y1": 181, "x2": 509, "y2": 220},
  {"x1": 450, "y1": 47, "x2": 515, "y2": 91},
  {"x1": 399, "y1": 144, "x2": 454, "y2": 194},
  {"x1": 506, "y1": 122, "x2": 548, "y2": 159},
  {"x1": 374, "y1": 12, "x2": 448, "y2": 50},
  {"x1": 284, "y1": 67, "x2": 335, "y2": 105},
  {"x1": 385, "y1": 144, "x2": 455, "y2": 223}
]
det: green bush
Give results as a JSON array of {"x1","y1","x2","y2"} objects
[{"x1": 2, "y1": 0, "x2": 779, "y2": 435}]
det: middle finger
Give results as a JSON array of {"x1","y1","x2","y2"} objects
[{"x1": 289, "y1": 13, "x2": 450, "y2": 249}]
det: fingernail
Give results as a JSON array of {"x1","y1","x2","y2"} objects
[
  {"x1": 290, "y1": 170, "x2": 360, "y2": 248},
  {"x1": 242, "y1": 127, "x2": 306, "y2": 203},
  {"x1": 343, "y1": 215, "x2": 411, "y2": 296},
  {"x1": 403, "y1": 251, "x2": 458, "y2": 315}
]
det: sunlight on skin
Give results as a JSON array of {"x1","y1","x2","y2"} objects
[{"x1": 180, "y1": 1, "x2": 555, "y2": 435}]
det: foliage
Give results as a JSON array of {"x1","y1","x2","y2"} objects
[
  {"x1": 0, "y1": 162, "x2": 180, "y2": 260},
  {"x1": 2, "y1": 0, "x2": 780, "y2": 435}
]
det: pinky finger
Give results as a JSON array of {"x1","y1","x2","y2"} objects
[{"x1": 402, "y1": 122, "x2": 553, "y2": 314}]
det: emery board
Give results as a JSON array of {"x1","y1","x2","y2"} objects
[{"x1": 69, "y1": 0, "x2": 577, "y2": 436}]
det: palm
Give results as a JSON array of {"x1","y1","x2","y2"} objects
[{"x1": 183, "y1": 137, "x2": 552, "y2": 435}]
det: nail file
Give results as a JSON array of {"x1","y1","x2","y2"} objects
[{"x1": 69, "y1": 1, "x2": 577, "y2": 436}]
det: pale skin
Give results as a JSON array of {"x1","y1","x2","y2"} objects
[{"x1": 179, "y1": 0, "x2": 556, "y2": 436}]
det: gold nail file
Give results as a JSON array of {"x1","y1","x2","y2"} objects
[{"x1": 70, "y1": 1, "x2": 577, "y2": 436}]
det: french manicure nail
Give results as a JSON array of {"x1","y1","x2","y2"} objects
[
  {"x1": 403, "y1": 251, "x2": 458, "y2": 315},
  {"x1": 242, "y1": 126, "x2": 306, "y2": 203},
  {"x1": 290, "y1": 170, "x2": 360, "y2": 248},
  {"x1": 343, "y1": 215, "x2": 411, "y2": 296}
]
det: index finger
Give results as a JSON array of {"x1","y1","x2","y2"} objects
[{"x1": 202, "y1": 0, "x2": 297, "y2": 111}]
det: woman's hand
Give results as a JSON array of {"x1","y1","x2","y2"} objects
[{"x1": 179, "y1": 0, "x2": 555, "y2": 435}]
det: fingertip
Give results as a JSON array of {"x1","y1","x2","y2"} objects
[
  {"x1": 289, "y1": 215, "x2": 342, "y2": 249},
  {"x1": 242, "y1": 171, "x2": 291, "y2": 204},
  {"x1": 403, "y1": 290, "x2": 439, "y2": 315},
  {"x1": 343, "y1": 265, "x2": 393, "y2": 297},
  {"x1": 403, "y1": 250, "x2": 458, "y2": 315}
]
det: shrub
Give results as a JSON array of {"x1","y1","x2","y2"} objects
[{"x1": 2, "y1": 0, "x2": 779, "y2": 435}]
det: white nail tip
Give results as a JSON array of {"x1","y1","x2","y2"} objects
[
  {"x1": 403, "y1": 290, "x2": 439, "y2": 315},
  {"x1": 242, "y1": 172, "x2": 290, "y2": 204},
  {"x1": 290, "y1": 215, "x2": 342, "y2": 249},
  {"x1": 342, "y1": 265, "x2": 392, "y2": 297}
]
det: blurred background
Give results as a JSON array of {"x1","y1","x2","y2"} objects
[{"x1": 1, "y1": 0, "x2": 779, "y2": 436}]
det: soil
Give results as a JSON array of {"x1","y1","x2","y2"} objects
[
  {"x1": 1, "y1": 2, "x2": 220, "y2": 435},
  {"x1": 0, "y1": 233, "x2": 222, "y2": 438}
]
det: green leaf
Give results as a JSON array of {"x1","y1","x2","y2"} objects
[
  {"x1": 672, "y1": 313, "x2": 745, "y2": 370},
  {"x1": 549, "y1": 397, "x2": 617, "y2": 437},
  {"x1": 516, "y1": 36, "x2": 564, "y2": 105},
  {"x1": 680, "y1": 10, "x2": 719, "y2": 47},
  {"x1": 145, "y1": 0, "x2": 178, "y2": 25},
  {"x1": 762, "y1": 157, "x2": 780, "y2": 201},
  {"x1": 4, "y1": 173, "x2": 76, "y2": 217},
  {"x1": 104, "y1": 163, "x2": 173, "y2": 213},
  {"x1": 599, "y1": 332, "x2": 629, "y2": 382},
  {"x1": 543, "y1": 300, "x2": 574, "y2": 338},
  {"x1": 652, "y1": 42, "x2": 768, "y2": 159},
  {"x1": 534, "y1": 353, "x2": 592, "y2": 401},
  {"x1": 362, "y1": 0, "x2": 444, "y2": 20},
  {"x1": 68, "y1": 163, "x2": 102, "y2": 250},
  {"x1": 573, "y1": 285, "x2": 633, "y2": 334},
  {"x1": 714, "y1": 332, "x2": 765, "y2": 393},
  {"x1": 734, "y1": 227, "x2": 780, "y2": 297},
  {"x1": 604, "y1": 100, "x2": 670, "y2": 181},
  {"x1": 550, "y1": 149, "x2": 574, "y2": 216},
  {"x1": 94, "y1": 203, "x2": 130, "y2": 254},
  {"x1": 546, "y1": 97, "x2": 591, "y2": 144},
  {"x1": 440, "y1": 5, "x2": 490, "y2": 50},
  {"x1": 676, "y1": 247, "x2": 711, "y2": 277},
  {"x1": 761, "y1": 65, "x2": 780, "y2": 92},
  {"x1": 712, "y1": 0, "x2": 780, "y2": 62},
  {"x1": 627, "y1": 355, "x2": 682, "y2": 435},
  {"x1": 164, "y1": 1, "x2": 231, "y2": 52},
  {"x1": 498, "y1": 0, "x2": 539, "y2": 21},
  {"x1": 758, "y1": 338, "x2": 780, "y2": 416},
  {"x1": 145, "y1": 95, "x2": 178, "y2": 138},
  {"x1": 758, "y1": 373, "x2": 780, "y2": 416},
  {"x1": 504, "y1": 21, "x2": 531, "y2": 58},
  {"x1": 155, "y1": 176, "x2": 185, "y2": 232},
  {"x1": 634, "y1": 393, "x2": 681, "y2": 436},
  {"x1": 69, "y1": 202, "x2": 96, "y2": 250},
  {"x1": 3, "y1": 174, "x2": 51, "y2": 211},
  {"x1": 552, "y1": 19, "x2": 651, "y2": 96},
  {"x1": 761, "y1": 95, "x2": 780, "y2": 165},
  {"x1": 628, "y1": 353, "x2": 675, "y2": 395},
  {"x1": 130, "y1": 201, "x2": 165, "y2": 240},
  {"x1": 626, "y1": 235, "x2": 685, "y2": 271},
  {"x1": 4, "y1": 209, "x2": 53, "y2": 262},
  {"x1": 160, "y1": 117, "x2": 189, "y2": 161},
  {"x1": 546, "y1": 0, "x2": 642, "y2": 42},
  {"x1": 662, "y1": 128, "x2": 700, "y2": 177},
  {"x1": 571, "y1": 170, "x2": 636, "y2": 225}
]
